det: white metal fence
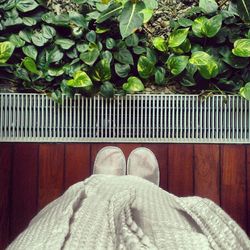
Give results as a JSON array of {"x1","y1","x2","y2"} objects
[{"x1": 0, "y1": 93, "x2": 249, "y2": 143}]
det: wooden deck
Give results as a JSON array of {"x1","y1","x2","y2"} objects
[{"x1": 0, "y1": 143, "x2": 249, "y2": 248}]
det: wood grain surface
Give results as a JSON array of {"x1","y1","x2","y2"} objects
[{"x1": 194, "y1": 144, "x2": 220, "y2": 204}]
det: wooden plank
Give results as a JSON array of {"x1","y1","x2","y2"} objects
[
  {"x1": 142, "y1": 144, "x2": 168, "y2": 190},
  {"x1": 0, "y1": 144, "x2": 12, "y2": 250},
  {"x1": 38, "y1": 144, "x2": 64, "y2": 210},
  {"x1": 116, "y1": 143, "x2": 141, "y2": 159},
  {"x1": 194, "y1": 144, "x2": 220, "y2": 204},
  {"x1": 64, "y1": 144, "x2": 91, "y2": 189},
  {"x1": 221, "y1": 145, "x2": 247, "y2": 231},
  {"x1": 10, "y1": 143, "x2": 39, "y2": 241},
  {"x1": 247, "y1": 146, "x2": 250, "y2": 236},
  {"x1": 168, "y1": 144, "x2": 194, "y2": 196}
]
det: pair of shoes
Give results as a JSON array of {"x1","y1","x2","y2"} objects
[{"x1": 93, "y1": 146, "x2": 160, "y2": 186}]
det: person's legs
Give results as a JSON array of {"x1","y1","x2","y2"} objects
[
  {"x1": 127, "y1": 147, "x2": 160, "y2": 186},
  {"x1": 93, "y1": 146, "x2": 126, "y2": 175}
]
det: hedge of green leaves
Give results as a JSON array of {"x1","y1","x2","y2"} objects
[{"x1": 0, "y1": 0, "x2": 250, "y2": 101}]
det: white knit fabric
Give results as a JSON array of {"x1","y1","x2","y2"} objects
[{"x1": 7, "y1": 175, "x2": 250, "y2": 250}]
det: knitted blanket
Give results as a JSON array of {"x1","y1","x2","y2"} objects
[{"x1": 7, "y1": 175, "x2": 250, "y2": 250}]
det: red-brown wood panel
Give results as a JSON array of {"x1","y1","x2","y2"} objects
[
  {"x1": 116, "y1": 143, "x2": 141, "y2": 159},
  {"x1": 64, "y1": 144, "x2": 91, "y2": 189},
  {"x1": 0, "y1": 144, "x2": 12, "y2": 250},
  {"x1": 221, "y1": 145, "x2": 247, "y2": 231},
  {"x1": 38, "y1": 144, "x2": 64, "y2": 210},
  {"x1": 168, "y1": 144, "x2": 194, "y2": 196},
  {"x1": 194, "y1": 144, "x2": 220, "y2": 204},
  {"x1": 142, "y1": 144, "x2": 168, "y2": 190},
  {"x1": 247, "y1": 146, "x2": 250, "y2": 236},
  {"x1": 10, "y1": 143, "x2": 38, "y2": 241}
]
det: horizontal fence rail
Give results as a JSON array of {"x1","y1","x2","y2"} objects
[{"x1": 0, "y1": 93, "x2": 249, "y2": 143}]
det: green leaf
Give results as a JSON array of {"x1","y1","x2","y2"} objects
[
  {"x1": 192, "y1": 16, "x2": 207, "y2": 38},
  {"x1": 140, "y1": 8, "x2": 153, "y2": 23},
  {"x1": 16, "y1": 0, "x2": 39, "y2": 12},
  {"x1": 0, "y1": 41, "x2": 15, "y2": 64},
  {"x1": 168, "y1": 28, "x2": 189, "y2": 48},
  {"x1": 9, "y1": 34, "x2": 25, "y2": 48},
  {"x1": 67, "y1": 71, "x2": 93, "y2": 88},
  {"x1": 91, "y1": 59, "x2": 111, "y2": 82},
  {"x1": 199, "y1": 0, "x2": 218, "y2": 14},
  {"x1": 22, "y1": 45, "x2": 38, "y2": 60},
  {"x1": 240, "y1": 82, "x2": 250, "y2": 100},
  {"x1": 220, "y1": 46, "x2": 249, "y2": 69},
  {"x1": 51, "y1": 90, "x2": 62, "y2": 103},
  {"x1": 178, "y1": 18, "x2": 193, "y2": 27},
  {"x1": 101, "y1": 50, "x2": 113, "y2": 64},
  {"x1": 23, "y1": 17, "x2": 37, "y2": 26},
  {"x1": 106, "y1": 38, "x2": 116, "y2": 49},
  {"x1": 100, "y1": 82, "x2": 115, "y2": 98},
  {"x1": 48, "y1": 67, "x2": 64, "y2": 77},
  {"x1": 80, "y1": 45, "x2": 100, "y2": 66},
  {"x1": 122, "y1": 76, "x2": 144, "y2": 93},
  {"x1": 76, "y1": 43, "x2": 89, "y2": 53},
  {"x1": 23, "y1": 57, "x2": 41, "y2": 75},
  {"x1": 189, "y1": 51, "x2": 219, "y2": 79},
  {"x1": 115, "y1": 63, "x2": 131, "y2": 78},
  {"x1": 69, "y1": 11, "x2": 87, "y2": 28},
  {"x1": 137, "y1": 56, "x2": 155, "y2": 79},
  {"x1": 167, "y1": 55, "x2": 189, "y2": 76},
  {"x1": 0, "y1": 0, "x2": 15, "y2": 11},
  {"x1": 86, "y1": 30, "x2": 96, "y2": 43},
  {"x1": 19, "y1": 30, "x2": 32, "y2": 43},
  {"x1": 133, "y1": 46, "x2": 146, "y2": 55},
  {"x1": 146, "y1": 48, "x2": 157, "y2": 64},
  {"x1": 114, "y1": 48, "x2": 134, "y2": 65},
  {"x1": 171, "y1": 38, "x2": 191, "y2": 54},
  {"x1": 236, "y1": 0, "x2": 250, "y2": 23},
  {"x1": 232, "y1": 39, "x2": 250, "y2": 57},
  {"x1": 119, "y1": 1, "x2": 145, "y2": 39},
  {"x1": 41, "y1": 12, "x2": 55, "y2": 24},
  {"x1": 154, "y1": 67, "x2": 166, "y2": 85},
  {"x1": 55, "y1": 39, "x2": 75, "y2": 50},
  {"x1": 152, "y1": 37, "x2": 167, "y2": 52},
  {"x1": 15, "y1": 67, "x2": 30, "y2": 82},
  {"x1": 202, "y1": 15, "x2": 222, "y2": 38},
  {"x1": 125, "y1": 33, "x2": 139, "y2": 47},
  {"x1": 143, "y1": 0, "x2": 158, "y2": 9},
  {"x1": 42, "y1": 25, "x2": 56, "y2": 39},
  {"x1": 97, "y1": 3, "x2": 123, "y2": 23},
  {"x1": 32, "y1": 33, "x2": 48, "y2": 47},
  {"x1": 48, "y1": 47, "x2": 64, "y2": 63}
]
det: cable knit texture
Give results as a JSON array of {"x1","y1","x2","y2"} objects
[{"x1": 7, "y1": 175, "x2": 250, "y2": 250}]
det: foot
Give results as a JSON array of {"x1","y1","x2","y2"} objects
[
  {"x1": 93, "y1": 146, "x2": 126, "y2": 175},
  {"x1": 127, "y1": 147, "x2": 160, "y2": 186}
]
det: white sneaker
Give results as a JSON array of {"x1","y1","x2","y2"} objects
[
  {"x1": 93, "y1": 146, "x2": 126, "y2": 175},
  {"x1": 127, "y1": 147, "x2": 160, "y2": 186}
]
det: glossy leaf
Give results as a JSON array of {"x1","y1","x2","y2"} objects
[
  {"x1": 192, "y1": 16, "x2": 207, "y2": 38},
  {"x1": 67, "y1": 71, "x2": 93, "y2": 88},
  {"x1": 178, "y1": 18, "x2": 193, "y2": 27},
  {"x1": 100, "y1": 82, "x2": 115, "y2": 98},
  {"x1": 22, "y1": 45, "x2": 38, "y2": 60},
  {"x1": 23, "y1": 57, "x2": 41, "y2": 75},
  {"x1": 168, "y1": 28, "x2": 189, "y2": 48},
  {"x1": 189, "y1": 51, "x2": 219, "y2": 79},
  {"x1": 114, "y1": 48, "x2": 134, "y2": 65},
  {"x1": 97, "y1": 3, "x2": 123, "y2": 23},
  {"x1": 154, "y1": 67, "x2": 166, "y2": 85},
  {"x1": 115, "y1": 63, "x2": 130, "y2": 78},
  {"x1": 16, "y1": 0, "x2": 39, "y2": 12},
  {"x1": 0, "y1": 41, "x2": 15, "y2": 64},
  {"x1": 137, "y1": 55, "x2": 155, "y2": 79},
  {"x1": 9, "y1": 34, "x2": 25, "y2": 48},
  {"x1": 80, "y1": 45, "x2": 100, "y2": 66},
  {"x1": 48, "y1": 67, "x2": 64, "y2": 77},
  {"x1": 232, "y1": 39, "x2": 250, "y2": 57},
  {"x1": 240, "y1": 82, "x2": 250, "y2": 100},
  {"x1": 152, "y1": 37, "x2": 167, "y2": 52},
  {"x1": 236, "y1": 0, "x2": 250, "y2": 22},
  {"x1": 106, "y1": 38, "x2": 116, "y2": 49},
  {"x1": 199, "y1": 0, "x2": 218, "y2": 14},
  {"x1": 23, "y1": 17, "x2": 37, "y2": 26},
  {"x1": 125, "y1": 33, "x2": 139, "y2": 47},
  {"x1": 55, "y1": 38, "x2": 75, "y2": 50},
  {"x1": 86, "y1": 30, "x2": 96, "y2": 43},
  {"x1": 202, "y1": 15, "x2": 222, "y2": 38},
  {"x1": 91, "y1": 59, "x2": 111, "y2": 82},
  {"x1": 19, "y1": 30, "x2": 32, "y2": 43},
  {"x1": 140, "y1": 8, "x2": 153, "y2": 23},
  {"x1": 122, "y1": 76, "x2": 144, "y2": 93},
  {"x1": 32, "y1": 33, "x2": 48, "y2": 47},
  {"x1": 167, "y1": 55, "x2": 189, "y2": 76},
  {"x1": 42, "y1": 25, "x2": 56, "y2": 39},
  {"x1": 119, "y1": 1, "x2": 145, "y2": 39}
]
